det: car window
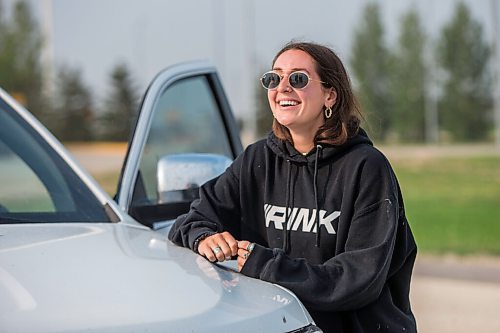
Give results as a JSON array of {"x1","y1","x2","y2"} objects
[
  {"x1": 133, "y1": 75, "x2": 233, "y2": 205},
  {"x1": 0, "y1": 100, "x2": 111, "y2": 223},
  {"x1": 0, "y1": 139, "x2": 55, "y2": 212}
]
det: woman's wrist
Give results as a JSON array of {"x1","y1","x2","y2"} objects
[{"x1": 193, "y1": 232, "x2": 216, "y2": 253}]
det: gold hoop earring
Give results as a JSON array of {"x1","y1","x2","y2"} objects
[{"x1": 324, "y1": 106, "x2": 333, "y2": 119}]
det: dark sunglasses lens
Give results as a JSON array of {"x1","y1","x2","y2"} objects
[
  {"x1": 262, "y1": 73, "x2": 280, "y2": 89},
  {"x1": 289, "y1": 72, "x2": 308, "y2": 89}
]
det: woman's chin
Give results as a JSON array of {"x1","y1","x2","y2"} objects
[{"x1": 274, "y1": 115, "x2": 296, "y2": 128}]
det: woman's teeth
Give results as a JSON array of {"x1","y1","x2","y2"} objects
[{"x1": 279, "y1": 100, "x2": 298, "y2": 106}]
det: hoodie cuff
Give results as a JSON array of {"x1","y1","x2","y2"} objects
[
  {"x1": 189, "y1": 229, "x2": 216, "y2": 252},
  {"x1": 240, "y1": 243, "x2": 275, "y2": 279}
]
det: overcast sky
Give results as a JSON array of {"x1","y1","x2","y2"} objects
[{"x1": 4, "y1": 0, "x2": 498, "y2": 124}]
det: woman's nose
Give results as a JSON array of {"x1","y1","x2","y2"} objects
[{"x1": 276, "y1": 75, "x2": 291, "y2": 92}]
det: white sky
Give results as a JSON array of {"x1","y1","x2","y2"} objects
[{"x1": 3, "y1": 0, "x2": 498, "y2": 126}]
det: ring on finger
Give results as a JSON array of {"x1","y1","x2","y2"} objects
[
  {"x1": 246, "y1": 242, "x2": 255, "y2": 252},
  {"x1": 213, "y1": 246, "x2": 222, "y2": 255},
  {"x1": 243, "y1": 252, "x2": 249, "y2": 259}
]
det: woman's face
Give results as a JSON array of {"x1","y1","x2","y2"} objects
[{"x1": 268, "y1": 49, "x2": 336, "y2": 136}]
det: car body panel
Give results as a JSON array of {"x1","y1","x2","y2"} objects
[{"x1": 0, "y1": 223, "x2": 310, "y2": 332}]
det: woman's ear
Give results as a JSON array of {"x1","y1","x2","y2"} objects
[{"x1": 326, "y1": 88, "x2": 337, "y2": 108}]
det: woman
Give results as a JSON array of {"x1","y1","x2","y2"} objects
[{"x1": 168, "y1": 41, "x2": 417, "y2": 333}]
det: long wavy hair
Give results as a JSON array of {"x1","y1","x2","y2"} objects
[{"x1": 270, "y1": 41, "x2": 362, "y2": 146}]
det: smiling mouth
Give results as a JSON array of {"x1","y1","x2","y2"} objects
[{"x1": 279, "y1": 100, "x2": 300, "y2": 107}]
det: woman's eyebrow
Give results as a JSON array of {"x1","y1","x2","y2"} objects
[{"x1": 272, "y1": 67, "x2": 309, "y2": 73}]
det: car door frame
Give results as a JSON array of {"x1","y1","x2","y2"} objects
[{"x1": 115, "y1": 60, "x2": 243, "y2": 226}]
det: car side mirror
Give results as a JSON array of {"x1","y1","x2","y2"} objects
[{"x1": 156, "y1": 153, "x2": 232, "y2": 204}]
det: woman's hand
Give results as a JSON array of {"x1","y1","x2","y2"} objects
[
  {"x1": 237, "y1": 240, "x2": 255, "y2": 272},
  {"x1": 197, "y1": 232, "x2": 238, "y2": 262}
]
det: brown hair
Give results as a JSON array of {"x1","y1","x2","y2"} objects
[{"x1": 271, "y1": 41, "x2": 362, "y2": 146}]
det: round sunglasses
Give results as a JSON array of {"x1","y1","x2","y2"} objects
[{"x1": 260, "y1": 71, "x2": 327, "y2": 90}]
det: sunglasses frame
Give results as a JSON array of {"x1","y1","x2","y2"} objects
[{"x1": 260, "y1": 71, "x2": 327, "y2": 90}]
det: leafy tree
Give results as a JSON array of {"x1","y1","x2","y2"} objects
[
  {"x1": 52, "y1": 66, "x2": 95, "y2": 141},
  {"x1": 255, "y1": 71, "x2": 273, "y2": 139},
  {"x1": 390, "y1": 7, "x2": 427, "y2": 142},
  {"x1": 0, "y1": 1, "x2": 6, "y2": 51},
  {"x1": 436, "y1": 2, "x2": 492, "y2": 141},
  {"x1": 99, "y1": 63, "x2": 140, "y2": 141},
  {"x1": 350, "y1": 3, "x2": 392, "y2": 141},
  {"x1": 0, "y1": 0, "x2": 46, "y2": 120}
]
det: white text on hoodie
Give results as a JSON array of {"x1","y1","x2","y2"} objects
[{"x1": 264, "y1": 204, "x2": 339, "y2": 234}]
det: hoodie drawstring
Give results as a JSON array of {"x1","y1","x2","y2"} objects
[
  {"x1": 282, "y1": 160, "x2": 292, "y2": 253},
  {"x1": 283, "y1": 145, "x2": 322, "y2": 252},
  {"x1": 314, "y1": 145, "x2": 322, "y2": 247}
]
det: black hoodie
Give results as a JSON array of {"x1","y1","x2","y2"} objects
[{"x1": 169, "y1": 129, "x2": 417, "y2": 333}]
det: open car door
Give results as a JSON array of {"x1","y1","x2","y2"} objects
[{"x1": 115, "y1": 61, "x2": 243, "y2": 230}]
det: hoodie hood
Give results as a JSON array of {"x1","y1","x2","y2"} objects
[{"x1": 266, "y1": 128, "x2": 373, "y2": 165}]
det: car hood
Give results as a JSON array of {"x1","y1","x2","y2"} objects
[{"x1": 0, "y1": 223, "x2": 311, "y2": 332}]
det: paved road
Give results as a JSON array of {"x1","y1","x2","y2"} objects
[
  {"x1": 68, "y1": 143, "x2": 126, "y2": 174},
  {"x1": 411, "y1": 255, "x2": 500, "y2": 332}
]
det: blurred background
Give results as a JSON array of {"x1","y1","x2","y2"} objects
[{"x1": 1, "y1": 0, "x2": 500, "y2": 332}]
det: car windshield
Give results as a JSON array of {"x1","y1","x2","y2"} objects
[{"x1": 0, "y1": 97, "x2": 111, "y2": 224}]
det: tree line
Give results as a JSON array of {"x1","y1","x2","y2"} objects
[
  {"x1": 0, "y1": 1, "x2": 495, "y2": 143},
  {"x1": 257, "y1": 2, "x2": 494, "y2": 143},
  {"x1": 0, "y1": 0, "x2": 139, "y2": 142}
]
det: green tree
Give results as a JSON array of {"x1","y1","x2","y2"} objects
[
  {"x1": 255, "y1": 71, "x2": 273, "y2": 139},
  {"x1": 99, "y1": 63, "x2": 140, "y2": 141},
  {"x1": 390, "y1": 7, "x2": 427, "y2": 142},
  {"x1": 0, "y1": 0, "x2": 46, "y2": 120},
  {"x1": 0, "y1": 1, "x2": 6, "y2": 53},
  {"x1": 436, "y1": 2, "x2": 492, "y2": 141},
  {"x1": 52, "y1": 66, "x2": 95, "y2": 141},
  {"x1": 350, "y1": 3, "x2": 392, "y2": 141}
]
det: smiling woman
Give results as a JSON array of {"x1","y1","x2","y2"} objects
[
  {"x1": 169, "y1": 41, "x2": 418, "y2": 333},
  {"x1": 264, "y1": 49, "x2": 336, "y2": 153}
]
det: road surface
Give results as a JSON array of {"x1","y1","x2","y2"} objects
[{"x1": 411, "y1": 255, "x2": 500, "y2": 332}]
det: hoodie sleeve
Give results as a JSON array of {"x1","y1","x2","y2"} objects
[
  {"x1": 240, "y1": 151, "x2": 406, "y2": 312},
  {"x1": 168, "y1": 157, "x2": 242, "y2": 251}
]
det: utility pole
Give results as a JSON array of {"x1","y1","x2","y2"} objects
[
  {"x1": 423, "y1": 1, "x2": 439, "y2": 144},
  {"x1": 242, "y1": 1, "x2": 257, "y2": 144},
  {"x1": 212, "y1": 0, "x2": 226, "y2": 78},
  {"x1": 41, "y1": 0, "x2": 54, "y2": 97}
]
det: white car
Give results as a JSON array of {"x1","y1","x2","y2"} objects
[{"x1": 0, "y1": 61, "x2": 322, "y2": 332}]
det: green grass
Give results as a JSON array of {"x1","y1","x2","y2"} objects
[
  {"x1": 92, "y1": 153, "x2": 500, "y2": 256},
  {"x1": 392, "y1": 156, "x2": 500, "y2": 255}
]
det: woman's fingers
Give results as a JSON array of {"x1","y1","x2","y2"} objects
[
  {"x1": 197, "y1": 233, "x2": 254, "y2": 267},
  {"x1": 237, "y1": 240, "x2": 251, "y2": 252},
  {"x1": 198, "y1": 232, "x2": 238, "y2": 262},
  {"x1": 198, "y1": 240, "x2": 217, "y2": 262},
  {"x1": 221, "y1": 232, "x2": 238, "y2": 257},
  {"x1": 236, "y1": 241, "x2": 254, "y2": 272}
]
